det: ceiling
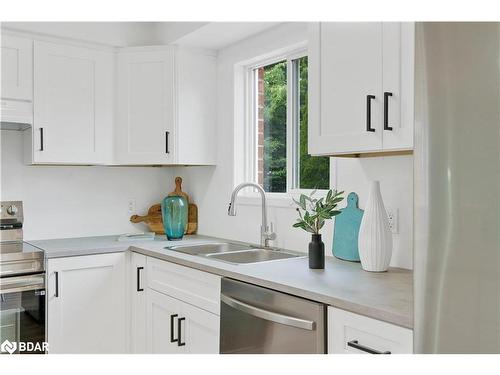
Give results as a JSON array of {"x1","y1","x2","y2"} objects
[
  {"x1": 1, "y1": 22, "x2": 283, "y2": 51},
  {"x1": 170, "y1": 22, "x2": 282, "y2": 50}
]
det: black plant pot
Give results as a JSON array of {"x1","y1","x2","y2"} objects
[{"x1": 309, "y1": 234, "x2": 325, "y2": 269}]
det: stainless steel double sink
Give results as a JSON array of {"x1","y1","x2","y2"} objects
[{"x1": 165, "y1": 242, "x2": 305, "y2": 265}]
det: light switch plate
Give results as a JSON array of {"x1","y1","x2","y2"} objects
[{"x1": 127, "y1": 199, "x2": 136, "y2": 214}]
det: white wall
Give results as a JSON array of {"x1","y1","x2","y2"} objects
[
  {"x1": 0, "y1": 131, "x2": 174, "y2": 240},
  {"x1": 174, "y1": 23, "x2": 414, "y2": 269}
]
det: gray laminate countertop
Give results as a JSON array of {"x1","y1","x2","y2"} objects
[{"x1": 27, "y1": 234, "x2": 413, "y2": 328}]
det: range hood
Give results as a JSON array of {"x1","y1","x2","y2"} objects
[{"x1": 0, "y1": 99, "x2": 33, "y2": 131}]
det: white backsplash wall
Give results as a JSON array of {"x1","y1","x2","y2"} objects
[
  {"x1": 173, "y1": 23, "x2": 414, "y2": 270},
  {"x1": 0, "y1": 130, "x2": 174, "y2": 240}
]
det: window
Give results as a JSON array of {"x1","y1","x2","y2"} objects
[{"x1": 247, "y1": 51, "x2": 330, "y2": 194}]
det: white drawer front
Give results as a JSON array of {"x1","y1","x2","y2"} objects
[
  {"x1": 147, "y1": 257, "x2": 221, "y2": 315},
  {"x1": 328, "y1": 306, "x2": 413, "y2": 354}
]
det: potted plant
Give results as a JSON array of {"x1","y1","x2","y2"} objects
[{"x1": 293, "y1": 189, "x2": 344, "y2": 269}]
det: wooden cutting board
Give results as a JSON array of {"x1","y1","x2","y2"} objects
[
  {"x1": 332, "y1": 192, "x2": 363, "y2": 262},
  {"x1": 130, "y1": 177, "x2": 198, "y2": 235},
  {"x1": 130, "y1": 203, "x2": 164, "y2": 234},
  {"x1": 168, "y1": 176, "x2": 198, "y2": 235},
  {"x1": 168, "y1": 176, "x2": 190, "y2": 202}
]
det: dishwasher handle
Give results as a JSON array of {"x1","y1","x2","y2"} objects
[{"x1": 221, "y1": 294, "x2": 315, "y2": 331}]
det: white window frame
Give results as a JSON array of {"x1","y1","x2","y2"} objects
[{"x1": 238, "y1": 47, "x2": 329, "y2": 204}]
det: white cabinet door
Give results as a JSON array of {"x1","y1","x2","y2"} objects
[
  {"x1": 308, "y1": 22, "x2": 414, "y2": 156},
  {"x1": 46, "y1": 252, "x2": 127, "y2": 354},
  {"x1": 1, "y1": 35, "x2": 33, "y2": 101},
  {"x1": 328, "y1": 307, "x2": 413, "y2": 354},
  {"x1": 130, "y1": 252, "x2": 147, "y2": 353},
  {"x1": 146, "y1": 288, "x2": 219, "y2": 354},
  {"x1": 146, "y1": 288, "x2": 185, "y2": 353},
  {"x1": 32, "y1": 41, "x2": 113, "y2": 164},
  {"x1": 309, "y1": 22, "x2": 383, "y2": 155},
  {"x1": 181, "y1": 298, "x2": 219, "y2": 354},
  {"x1": 175, "y1": 49, "x2": 217, "y2": 165},
  {"x1": 115, "y1": 48, "x2": 175, "y2": 165},
  {"x1": 380, "y1": 22, "x2": 415, "y2": 151}
]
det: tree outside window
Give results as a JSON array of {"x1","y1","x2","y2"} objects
[{"x1": 254, "y1": 54, "x2": 329, "y2": 193}]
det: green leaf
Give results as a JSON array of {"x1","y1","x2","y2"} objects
[
  {"x1": 326, "y1": 190, "x2": 332, "y2": 201},
  {"x1": 299, "y1": 195, "x2": 307, "y2": 210}
]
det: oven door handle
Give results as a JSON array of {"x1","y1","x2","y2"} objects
[
  {"x1": 0, "y1": 259, "x2": 44, "y2": 277},
  {"x1": 221, "y1": 294, "x2": 315, "y2": 331},
  {"x1": 0, "y1": 274, "x2": 45, "y2": 294}
]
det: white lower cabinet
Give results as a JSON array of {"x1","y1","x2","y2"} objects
[
  {"x1": 130, "y1": 252, "x2": 147, "y2": 353},
  {"x1": 46, "y1": 252, "x2": 127, "y2": 354},
  {"x1": 130, "y1": 253, "x2": 221, "y2": 354},
  {"x1": 146, "y1": 289, "x2": 219, "y2": 354},
  {"x1": 328, "y1": 306, "x2": 413, "y2": 354}
]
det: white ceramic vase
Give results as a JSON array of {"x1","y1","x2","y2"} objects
[{"x1": 358, "y1": 181, "x2": 393, "y2": 272}]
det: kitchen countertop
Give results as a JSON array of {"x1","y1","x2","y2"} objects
[{"x1": 28, "y1": 234, "x2": 413, "y2": 329}]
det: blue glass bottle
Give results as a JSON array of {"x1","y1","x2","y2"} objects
[{"x1": 161, "y1": 196, "x2": 188, "y2": 240}]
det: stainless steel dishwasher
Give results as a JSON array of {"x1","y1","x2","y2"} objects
[{"x1": 220, "y1": 278, "x2": 326, "y2": 353}]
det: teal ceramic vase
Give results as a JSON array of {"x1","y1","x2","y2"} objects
[{"x1": 161, "y1": 196, "x2": 188, "y2": 240}]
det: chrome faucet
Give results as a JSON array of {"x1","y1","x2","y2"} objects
[{"x1": 228, "y1": 182, "x2": 276, "y2": 248}]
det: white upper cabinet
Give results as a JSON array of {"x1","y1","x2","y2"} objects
[
  {"x1": 175, "y1": 49, "x2": 216, "y2": 165},
  {"x1": 115, "y1": 48, "x2": 175, "y2": 165},
  {"x1": 30, "y1": 41, "x2": 113, "y2": 164},
  {"x1": 114, "y1": 47, "x2": 216, "y2": 165},
  {"x1": 308, "y1": 22, "x2": 414, "y2": 156},
  {"x1": 1, "y1": 35, "x2": 33, "y2": 101}
]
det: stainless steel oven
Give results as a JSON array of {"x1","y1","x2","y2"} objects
[
  {"x1": 0, "y1": 201, "x2": 46, "y2": 354},
  {"x1": 220, "y1": 278, "x2": 326, "y2": 354}
]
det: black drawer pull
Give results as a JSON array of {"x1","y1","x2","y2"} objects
[
  {"x1": 39, "y1": 128, "x2": 44, "y2": 151},
  {"x1": 178, "y1": 317, "x2": 186, "y2": 346},
  {"x1": 366, "y1": 95, "x2": 376, "y2": 132},
  {"x1": 165, "y1": 131, "x2": 170, "y2": 154},
  {"x1": 136, "y1": 267, "x2": 144, "y2": 292},
  {"x1": 170, "y1": 314, "x2": 178, "y2": 343},
  {"x1": 54, "y1": 271, "x2": 59, "y2": 297},
  {"x1": 347, "y1": 340, "x2": 391, "y2": 354},
  {"x1": 384, "y1": 92, "x2": 393, "y2": 131}
]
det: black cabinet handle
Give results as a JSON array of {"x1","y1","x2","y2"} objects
[
  {"x1": 54, "y1": 271, "x2": 59, "y2": 297},
  {"x1": 177, "y1": 317, "x2": 186, "y2": 346},
  {"x1": 170, "y1": 314, "x2": 178, "y2": 343},
  {"x1": 384, "y1": 92, "x2": 393, "y2": 131},
  {"x1": 39, "y1": 128, "x2": 44, "y2": 151},
  {"x1": 347, "y1": 340, "x2": 391, "y2": 354},
  {"x1": 165, "y1": 131, "x2": 170, "y2": 154},
  {"x1": 136, "y1": 267, "x2": 144, "y2": 292},
  {"x1": 366, "y1": 95, "x2": 376, "y2": 132}
]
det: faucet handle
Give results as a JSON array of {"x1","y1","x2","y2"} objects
[{"x1": 266, "y1": 222, "x2": 277, "y2": 240}]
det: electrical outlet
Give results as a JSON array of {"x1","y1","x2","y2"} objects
[
  {"x1": 127, "y1": 199, "x2": 136, "y2": 215},
  {"x1": 386, "y1": 208, "x2": 399, "y2": 234}
]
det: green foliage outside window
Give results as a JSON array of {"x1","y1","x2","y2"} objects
[
  {"x1": 261, "y1": 57, "x2": 329, "y2": 193},
  {"x1": 297, "y1": 57, "x2": 330, "y2": 190},
  {"x1": 262, "y1": 61, "x2": 287, "y2": 192}
]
